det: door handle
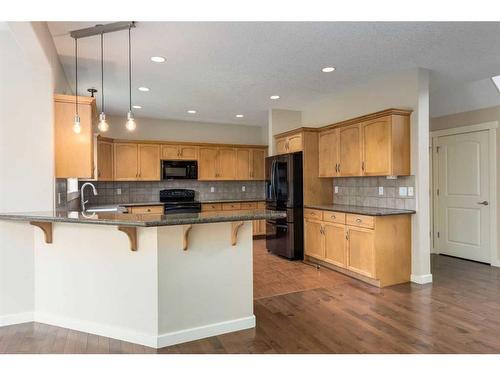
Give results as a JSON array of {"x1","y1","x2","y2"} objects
[{"x1": 477, "y1": 201, "x2": 489, "y2": 206}]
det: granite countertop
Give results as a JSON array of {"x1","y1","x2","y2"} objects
[
  {"x1": 0, "y1": 209, "x2": 285, "y2": 227},
  {"x1": 305, "y1": 204, "x2": 415, "y2": 216}
]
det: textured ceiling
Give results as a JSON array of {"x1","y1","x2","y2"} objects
[{"x1": 48, "y1": 22, "x2": 500, "y2": 126}]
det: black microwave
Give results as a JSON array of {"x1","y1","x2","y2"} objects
[{"x1": 161, "y1": 160, "x2": 198, "y2": 180}]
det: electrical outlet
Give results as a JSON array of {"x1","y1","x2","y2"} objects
[
  {"x1": 378, "y1": 186, "x2": 384, "y2": 196},
  {"x1": 242, "y1": 186, "x2": 246, "y2": 192},
  {"x1": 408, "y1": 187, "x2": 414, "y2": 197},
  {"x1": 334, "y1": 186, "x2": 339, "y2": 194},
  {"x1": 399, "y1": 186, "x2": 408, "y2": 197},
  {"x1": 116, "y1": 188, "x2": 122, "y2": 195},
  {"x1": 210, "y1": 187, "x2": 215, "y2": 193}
]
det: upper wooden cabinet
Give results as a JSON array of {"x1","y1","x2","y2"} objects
[
  {"x1": 161, "y1": 144, "x2": 198, "y2": 160},
  {"x1": 317, "y1": 109, "x2": 411, "y2": 177},
  {"x1": 198, "y1": 147, "x2": 237, "y2": 180},
  {"x1": 114, "y1": 143, "x2": 160, "y2": 181},
  {"x1": 96, "y1": 138, "x2": 113, "y2": 181},
  {"x1": 275, "y1": 132, "x2": 303, "y2": 154},
  {"x1": 236, "y1": 148, "x2": 266, "y2": 180},
  {"x1": 54, "y1": 94, "x2": 96, "y2": 178}
]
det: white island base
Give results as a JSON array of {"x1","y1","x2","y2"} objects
[{"x1": 32, "y1": 221, "x2": 254, "y2": 348}]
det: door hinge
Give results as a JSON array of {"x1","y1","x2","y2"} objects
[
  {"x1": 436, "y1": 146, "x2": 440, "y2": 153},
  {"x1": 437, "y1": 231, "x2": 440, "y2": 238},
  {"x1": 437, "y1": 189, "x2": 440, "y2": 196}
]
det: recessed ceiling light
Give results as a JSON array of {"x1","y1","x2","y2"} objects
[
  {"x1": 322, "y1": 66, "x2": 336, "y2": 73},
  {"x1": 270, "y1": 95, "x2": 280, "y2": 100},
  {"x1": 138, "y1": 87, "x2": 150, "y2": 92},
  {"x1": 150, "y1": 56, "x2": 166, "y2": 63},
  {"x1": 132, "y1": 105, "x2": 142, "y2": 109},
  {"x1": 187, "y1": 110, "x2": 197, "y2": 114},
  {"x1": 236, "y1": 114, "x2": 244, "y2": 118}
]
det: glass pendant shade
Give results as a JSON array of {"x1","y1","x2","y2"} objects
[
  {"x1": 125, "y1": 111, "x2": 136, "y2": 131},
  {"x1": 73, "y1": 115, "x2": 81, "y2": 134},
  {"x1": 98, "y1": 112, "x2": 109, "y2": 132}
]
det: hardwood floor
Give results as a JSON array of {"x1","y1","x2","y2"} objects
[{"x1": 2, "y1": 240, "x2": 500, "y2": 353}]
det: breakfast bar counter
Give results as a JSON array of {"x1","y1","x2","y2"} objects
[{"x1": 0, "y1": 209, "x2": 284, "y2": 348}]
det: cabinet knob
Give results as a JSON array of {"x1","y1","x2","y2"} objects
[
  {"x1": 331, "y1": 215, "x2": 336, "y2": 219},
  {"x1": 356, "y1": 218, "x2": 362, "y2": 223}
]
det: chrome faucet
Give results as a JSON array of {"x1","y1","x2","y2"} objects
[{"x1": 81, "y1": 182, "x2": 98, "y2": 211}]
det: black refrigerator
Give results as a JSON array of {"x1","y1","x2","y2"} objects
[{"x1": 265, "y1": 152, "x2": 303, "y2": 260}]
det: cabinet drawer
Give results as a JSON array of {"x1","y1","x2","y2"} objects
[
  {"x1": 257, "y1": 201, "x2": 266, "y2": 209},
  {"x1": 304, "y1": 208, "x2": 323, "y2": 221},
  {"x1": 202, "y1": 203, "x2": 222, "y2": 212},
  {"x1": 241, "y1": 202, "x2": 258, "y2": 210},
  {"x1": 323, "y1": 211, "x2": 346, "y2": 224},
  {"x1": 222, "y1": 202, "x2": 241, "y2": 211},
  {"x1": 346, "y1": 214, "x2": 374, "y2": 229},
  {"x1": 130, "y1": 205, "x2": 164, "y2": 214}
]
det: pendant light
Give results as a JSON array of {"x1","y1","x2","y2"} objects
[
  {"x1": 125, "y1": 26, "x2": 136, "y2": 131},
  {"x1": 97, "y1": 32, "x2": 109, "y2": 132},
  {"x1": 73, "y1": 38, "x2": 81, "y2": 134}
]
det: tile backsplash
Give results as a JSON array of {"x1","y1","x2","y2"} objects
[
  {"x1": 77, "y1": 180, "x2": 266, "y2": 207},
  {"x1": 333, "y1": 176, "x2": 416, "y2": 210}
]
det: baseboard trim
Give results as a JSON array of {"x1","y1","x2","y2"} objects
[
  {"x1": 411, "y1": 273, "x2": 433, "y2": 284},
  {"x1": 157, "y1": 315, "x2": 256, "y2": 348},
  {"x1": 33, "y1": 312, "x2": 157, "y2": 348},
  {"x1": 0, "y1": 311, "x2": 34, "y2": 327}
]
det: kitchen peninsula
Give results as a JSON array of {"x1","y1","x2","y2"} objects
[{"x1": 0, "y1": 208, "x2": 285, "y2": 348}]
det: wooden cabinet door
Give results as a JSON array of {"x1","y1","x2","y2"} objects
[
  {"x1": 138, "y1": 144, "x2": 160, "y2": 180},
  {"x1": 324, "y1": 222, "x2": 347, "y2": 268},
  {"x1": 97, "y1": 140, "x2": 113, "y2": 181},
  {"x1": 276, "y1": 137, "x2": 287, "y2": 155},
  {"x1": 179, "y1": 145, "x2": 198, "y2": 160},
  {"x1": 236, "y1": 149, "x2": 251, "y2": 180},
  {"x1": 198, "y1": 147, "x2": 218, "y2": 180},
  {"x1": 304, "y1": 219, "x2": 325, "y2": 260},
  {"x1": 346, "y1": 226, "x2": 375, "y2": 278},
  {"x1": 114, "y1": 143, "x2": 138, "y2": 180},
  {"x1": 339, "y1": 124, "x2": 362, "y2": 176},
  {"x1": 362, "y1": 116, "x2": 392, "y2": 176},
  {"x1": 218, "y1": 148, "x2": 237, "y2": 180},
  {"x1": 161, "y1": 144, "x2": 179, "y2": 160},
  {"x1": 287, "y1": 134, "x2": 303, "y2": 153},
  {"x1": 318, "y1": 129, "x2": 339, "y2": 177},
  {"x1": 251, "y1": 149, "x2": 266, "y2": 180}
]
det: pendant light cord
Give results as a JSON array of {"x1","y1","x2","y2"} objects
[
  {"x1": 101, "y1": 33, "x2": 104, "y2": 112},
  {"x1": 75, "y1": 38, "x2": 78, "y2": 115},
  {"x1": 128, "y1": 26, "x2": 132, "y2": 111}
]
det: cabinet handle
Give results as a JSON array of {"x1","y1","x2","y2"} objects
[
  {"x1": 362, "y1": 161, "x2": 365, "y2": 171},
  {"x1": 346, "y1": 232, "x2": 349, "y2": 240},
  {"x1": 338, "y1": 164, "x2": 341, "y2": 173},
  {"x1": 356, "y1": 218, "x2": 362, "y2": 223},
  {"x1": 331, "y1": 215, "x2": 336, "y2": 219}
]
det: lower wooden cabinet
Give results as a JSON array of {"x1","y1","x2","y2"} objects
[
  {"x1": 303, "y1": 208, "x2": 411, "y2": 287},
  {"x1": 129, "y1": 205, "x2": 164, "y2": 214},
  {"x1": 201, "y1": 201, "x2": 266, "y2": 236}
]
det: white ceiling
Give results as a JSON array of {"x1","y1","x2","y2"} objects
[{"x1": 47, "y1": 22, "x2": 500, "y2": 126}]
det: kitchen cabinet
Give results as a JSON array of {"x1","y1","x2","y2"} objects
[
  {"x1": 54, "y1": 94, "x2": 96, "y2": 178},
  {"x1": 275, "y1": 132, "x2": 303, "y2": 155},
  {"x1": 129, "y1": 205, "x2": 164, "y2": 214},
  {"x1": 303, "y1": 208, "x2": 411, "y2": 287},
  {"x1": 161, "y1": 144, "x2": 198, "y2": 160},
  {"x1": 317, "y1": 109, "x2": 411, "y2": 177},
  {"x1": 199, "y1": 147, "x2": 236, "y2": 180},
  {"x1": 236, "y1": 148, "x2": 266, "y2": 180},
  {"x1": 201, "y1": 203, "x2": 222, "y2": 212},
  {"x1": 96, "y1": 138, "x2": 114, "y2": 181},
  {"x1": 318, "y1": 128, "x2": 340, "y2": 177},
  {"x1": 201, "y1": 201, "x2": 266, "y2": 236},
  {"x1": 114, "y1": 143, "x2": 160, "y2": 181}
]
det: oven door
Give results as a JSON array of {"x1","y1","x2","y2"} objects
[{"x1": 164, "y1": 202, "x2": 202, "y2": 214}]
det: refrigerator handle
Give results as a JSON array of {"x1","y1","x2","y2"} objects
[{"x1": 272, "y1": 160, "x2": 278, "y2": 199}]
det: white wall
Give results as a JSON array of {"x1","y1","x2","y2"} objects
[
  {"x1": 103, "y1": 115, "x2": 266, "y2": 145},
  {"x1": 0, "y1": 23, "x2": 57, "y2": 324},
  {"x1": 268, "y1": 68, "x2": 432, "y2": 283}
]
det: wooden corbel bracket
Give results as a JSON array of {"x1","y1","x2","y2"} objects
[
  {"x1": 231, "y1": 221, "x2": 244, "y2": 246},
  {"x1": 30, "y1": 221, "x2": 53, "y2": 244},
  {"x1": 183, "y1": 224, "x2": 193, "y2": 251},
  {"x1": 118, "y1": 226, "x2": 138, "y2": 251}
]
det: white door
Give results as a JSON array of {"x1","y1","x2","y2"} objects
[{"x1": 436, "y1": 130, "x2": 490, "y2": 263}]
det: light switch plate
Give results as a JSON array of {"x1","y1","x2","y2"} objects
[
  {"x1": 378, "y1": 186, "x2": 384, "y2": 196},
  {"x1": 210, "y1": 187, "x2": 215, "y2": 193},
  {"x1": 334, "y1": 186, "x2": 339, "y2": 194},
  {"x1": 116, "y1": 188, "x2": 122, "y2": 195},
  {"x1": 399, "y1": 186, "x2": 408, "y2": 197},
  {"x1": 242, "y1": 186, "x2": 246, "y2": 192},
  {"x1": 408, "y1": 187, "x2": 414, "y2": 197}
]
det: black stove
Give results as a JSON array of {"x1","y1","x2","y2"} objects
[{"x1": 159, "y1": 189, "x2": 201, "y2": 214}]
